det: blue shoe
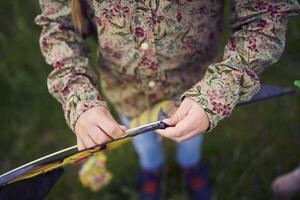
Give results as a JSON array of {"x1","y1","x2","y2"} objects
[
  {"x1": 182, "y1": 163, "x2": 213, "y2": 200},
  {"x1": 139, "y1": 168, "x2": 162, "y2": 200}
]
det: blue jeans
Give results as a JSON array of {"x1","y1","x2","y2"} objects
[{"x1": 121, "y1": 116, "x2": 204, "y2": 170}]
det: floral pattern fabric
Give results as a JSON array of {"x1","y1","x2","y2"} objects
[{"x1": 35, "y1": 0, "x2": 299, "y2": 132}]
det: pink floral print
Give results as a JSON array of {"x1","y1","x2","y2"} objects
[{"x1": 35, "y1": 0, "x2": 300, "y2": 131}]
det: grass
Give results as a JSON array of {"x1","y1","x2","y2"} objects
[{"x1": 0, "y1": 1, "x2": 300, "y2": 199}]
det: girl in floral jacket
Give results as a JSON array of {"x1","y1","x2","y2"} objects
[{"x1": 36, "y1": 0, "x2": 299, "y2": 199}]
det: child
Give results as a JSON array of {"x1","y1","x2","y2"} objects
[{"x1": 35, "y1": 0, "x2": 299, "y2": 199}]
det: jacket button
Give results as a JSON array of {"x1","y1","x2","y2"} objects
[
  {"x1": 148, "y1": 80, "x2": 156, "y2": 88},
  {"x1": 141, "y1": 42, "x2": 149, "y2": 50}
]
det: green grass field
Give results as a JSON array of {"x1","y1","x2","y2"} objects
[{"x1": 0, "y1": 1, "x2": 300, "y2": 199}]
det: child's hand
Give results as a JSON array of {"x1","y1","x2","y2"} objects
[
  {"x1": 75, "y1": 106, "x2": 127, "y2": 150},
  {"x1": 156, "y1": 98, "x2": 209, "y2": 143}
]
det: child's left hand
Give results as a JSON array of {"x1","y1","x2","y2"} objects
[{"x1": 156, "y1": 97, "x2": 209, "y2": 142}]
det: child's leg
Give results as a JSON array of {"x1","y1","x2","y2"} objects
[
  {"x1": 176, "y1": 135, "x2": 204, "y2": 168},
  {"x1": 120, "y1": 116, "x2": 165, "y2": 170},
  {"x1": 132, "y1": 132, "x2": 165, "y2": 170},
  {"x1": 176, "y1": 135, "x2": 213, "y2": 199}
]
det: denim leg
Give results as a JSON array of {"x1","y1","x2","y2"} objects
[
  {"x1": 120, "y1": 116, "x2": 165, "y2": 170},
  {"x1": 132, "y1": 131, "x2": 165, "y2": 170},
  {"x1": 176, "y1": 134, "x2": 204, "y2": 168}
]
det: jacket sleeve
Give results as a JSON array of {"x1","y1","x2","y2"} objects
[
  {"x1": 181, "y1": 0, "x2": 300, "y2": 131},
  {"x1": 35, "y1": 0, "x2": 106, "y2": 131}
]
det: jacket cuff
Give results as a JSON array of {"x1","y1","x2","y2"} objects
[
  {"x1": 63, "y1": 90, "x2": 107, "y2": 132},
  {"x1": 181, "y1": 91, "x2": 226, "y2": 132},
  {"x1": 180, "y1": 67, "x2": 242, "y2": 132}
]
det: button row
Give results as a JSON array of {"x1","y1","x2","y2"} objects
[
  {"x1": 141, "y1": 42, "x2": 149, "y2": 50},
  {"x1": 148, "y1": 80, "x2": 156, "y2": 88},
  {"x1": 140, "y1": 42, "x2": 154, "y2": 88}
]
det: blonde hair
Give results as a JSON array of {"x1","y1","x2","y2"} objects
[{"x1": 71, "y1": 0, "x2": 85, "y2": 34}]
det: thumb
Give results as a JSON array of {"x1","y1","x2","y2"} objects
[
  {"x1": 162, "y1": 100, "x2": 190, "y2": 127},
  {"x1": 162, "y1": 113, "x2": 180, "y2": 127}
]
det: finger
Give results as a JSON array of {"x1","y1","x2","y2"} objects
[
  {"x1": 157, "y1": 115, "x2": 197, "y2": 139},
  {"x1": 80, "y1": 132, "x2": 97, "y2": 149},
  {"x1": 162, "y1": 114, "x2": 179, "y2": 127},
  {"x1": 119, "y1": 125, "x2": 128, "y2": 132},
  {"x1": 88, "y1": 126, "x2": 112, "y2": 145},
  {"x1": 107, "y1": 113, "x2": 128, "y2": 132},
  {"x1": 162, "y1": 101, "x2": 189, "y2": 126},
  {"x1": 158, "y1": 135, "x2": 163, "y2": 142},
  {"x1": 96, "y1": 117, "x2": 126, "y2": 139},
  {"x1": 173, "y1": 129, "x2": 203, "y2": 143},
  {"x1": 76, "y1": 135, "x2": 85, "y2": 151},
  {"x1": 105, "y1": 113, "x2": 128, "y2": 132}
]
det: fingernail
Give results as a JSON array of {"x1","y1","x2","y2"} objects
[
  {"x1": 164, "y1": 118, "x2": 174, "y2": 124},
  {"x1": 163, "y1": 118, "x2": 170, "y2": 122}
]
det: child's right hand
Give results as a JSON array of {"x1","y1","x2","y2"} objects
[{"x1": 74, "y1": 106, "x2": 127, "y2": 150}]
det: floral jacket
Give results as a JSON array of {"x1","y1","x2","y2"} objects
[{"x1": 35, "y1": 0, "x2": 299, "y2": 132}]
